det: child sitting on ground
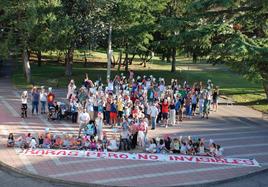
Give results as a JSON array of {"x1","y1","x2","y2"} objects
[
  {"x1": 180, "y1": 141, "x2": 187, "y2": 154},
  {"x1": 83, "y1": 137, "x2": 90, "y2": 150},
  {"x1": 107, "y1": 134, "x2": 119, "y2": 151},
  {"x1": 43, "y1": 135, "x2": 51, "y2": 149},
  {"x1": 90, "y1": 137, "x2": 97, "y2": 151},
  {"x1": 7, "y1": 133, "x2": 15, "y2": 147},
  {"x1": 102, "y1": 134, "x2": 108, "y2": 152},
  {"x1": 53, "y1": 136, "x2": 63, "y2": 149},
  {"x1": 62, "y1": 135, "x2": 70, "y2": 149},
  {"x1": 171, "y1": 138, "x2": 180, "y2": 153},
  {"x1": 145, "y1": 139, "x2": 157, "y2": 153},
  {"x1": 38, "y1": 134, "x2": 44, "y2": 148},
  {"x1": 30, "y1": 137, "x2": 37, "y2": 149}
]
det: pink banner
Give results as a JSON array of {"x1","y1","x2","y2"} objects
[{"x1": 21, "y1": 149, "x2": 260, "y2": 167}]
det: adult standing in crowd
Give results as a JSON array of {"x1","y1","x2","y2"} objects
[
  {"x1": 40, "y1": 86, "x2": 47, "y2": 114},
  {"x1": 66, "y1": 79, "x2": 76, "y2": 101},
  {"x1": 31, "y1": 87, "x2": 40, "y2": 115},
  {"x1": 21, "y1": 91, "x2": 28, "y2": 118},
  {"x1": 78, "y1": 108, "x2": 90, "y2": 137},
  {"x1": 149, "y1": 102, "x2": 159, "y2": 130},
  {"x1": 47, "y1": 87, "x2": 55, "y2": 109},
  {"x1": 212, "y1": 86, "x2": 219, "y2": 112}
]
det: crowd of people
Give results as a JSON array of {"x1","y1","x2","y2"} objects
[
  {"x1": 13, "y1": 71, "x2": 222, "y2": 157},
  {"x1": 7, "y1": 130, "x2": 223, "y2": 157}
]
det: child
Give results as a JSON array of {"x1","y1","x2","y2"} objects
[
  {"x1": 107, "y1": 134, "x2": 118, "y2": 151},
  {"x1": 43, "y1": 135, "x2": 51, "y2": 149},
  {"x1": 30, "y1": 137, "x2": 37, "y2": 149},
  {"x1": 7, "y1": 133, "x2": 15, "y2": 147},
  {"x1": 96, "y1": 140, "x2": 102, "y2": 151},
  {"x1": 198, "y1": 142, "x2": 206, "y2": 155},
  {"x1": 145, "y1": 139, "x2": 157, "y2": 153},
  {"x1": 180, "y1": 141, "x2": 187, "y2": 154},
  {"x1": 90, "y1": 137, "x2": 97, "y2": 151},
  {"x1": 38, "y1": 134, "x2": 44, "y2": 148},
  {"x1": 102, "y1": 134, "x2": 108, "y2": 152},
  {"x1": 62, "y1": 135, "x2": 70, "y2": 149},
  {"x1": 209, "y1": 143, "x2": 217, "y2": 157},
  {"x1": 156, "y1": 139, "x2": 166, "y2": 153},
  {"x1": 171, "y1": 138, "x2": 180, "y2": 153},
  {"x1": 53, "y1": 136, "x2": 63, "y2": 149},
  {"x1": 83, "y1": 138, "x2": 90, "y2": 150},
  {"x1": 215, "y1": 144, "x2": 223, "y2": 157}
]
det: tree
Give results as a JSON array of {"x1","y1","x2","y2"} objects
[
  {"x1": 112, "y1": 0, "x2": 167, "y2": 72},
  {"x1": 157, "y1": 0, "x2": 192, "y2": 72},
  {"x1": 0, "y1": 0, "x2": 40, "y2": 83},
  {"x1": 187, "y1": 0, "x2": 268, "y2": 99}
]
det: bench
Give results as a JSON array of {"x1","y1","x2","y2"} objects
[
  {"x1": 46, "y1": 79, "x2": 59, "y2": 88},
  {"x1": 263, "y1": 112, "x2": 268, "y2": 120},
  {"x1": 220, "y1": 95, "x2": 234, "y2": 106}
]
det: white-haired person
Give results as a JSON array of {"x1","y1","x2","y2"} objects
[{"x1": 21, "y1": 91, "x2": 28, "y2": 118}]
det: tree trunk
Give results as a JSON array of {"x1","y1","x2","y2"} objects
[
  {"x1": 37, "y1": 50, "x2": 42, "y2": 67},
  {"x1": 166, "y1": 48, "x2": 172, "y2": 63},
  {"x1": 193, "y1": 52, "x2": 197, "y2": 63},
  {"x1": 83, "y1": 51, "x2": 87, "y2": 68},
  {"x1": 263, "y1": 80, "x2": 268, "y2": 100},
  {"x1": 125, "y1": 43, "x2": 129, "y2": 72},
  {"x1": 65, "y1": 48, "x2": 73, "y2": 79},
  {"x1": 129, "y1": 54, "x2": 135, "y2": 65},
  {"x1": 23, "y1": 49, "x2": 31, "y2": 83},
  {"x1": 171, "y1": 47, "x2": 176, "y2": 72},
  {"x1": 117, "y1": 50, "x2": 122, "y2": 71}
]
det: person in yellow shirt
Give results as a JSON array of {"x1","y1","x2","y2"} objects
[{"x1": 117, "y1": 96, "x2": 124, "y2": 126}]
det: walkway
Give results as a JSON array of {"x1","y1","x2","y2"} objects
[{"x1": 0, "y1": 77, "x2": 268, "y2": 186}]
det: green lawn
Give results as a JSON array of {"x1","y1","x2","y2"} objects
[{"x1": 12, "y1": 52, "x2": 268, "y2": 113}]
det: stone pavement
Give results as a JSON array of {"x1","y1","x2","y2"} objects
[{"x1": 0, "y1": 77, "x2": 268, "y2": 186}]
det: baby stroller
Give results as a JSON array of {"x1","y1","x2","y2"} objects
[
  {"x1": 21, "y1": 104, "x2": 27, "y2": 118},
  {"x1": 58, "y1": 102, "x2": 68, "y2": 120},
  {"x1": 47, "y1": 105, "x2": 58, "y2": 120}
]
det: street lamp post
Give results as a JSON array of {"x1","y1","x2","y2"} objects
[{"x1": 107, "y1": 25, "x2": 112, "y2": 81}]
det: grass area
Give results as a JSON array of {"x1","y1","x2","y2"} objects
[{"x1": 12, "y1": 51, "x2": 268, "y2": 113}]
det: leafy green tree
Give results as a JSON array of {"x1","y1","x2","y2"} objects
[
  {"x1": 0, "y1": 0, "x2": 39, "y2": 83},
  {"x1": 187, "y1": 0, "x2": 268, "y2": 99}
]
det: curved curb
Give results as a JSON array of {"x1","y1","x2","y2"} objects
[
  {"x1": 1, "y1": 158, "x2": 267, "y2": 187},
  {"x1": 171, "y1": 167, "x2": 268, "y2": 187},
  {"x1": 0, "y1": 160, "x2": 108, "y2": 187}
]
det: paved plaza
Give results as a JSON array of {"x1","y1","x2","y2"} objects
[{"x1": 0, "y1": 78, "x2": 268, "y2": 186}]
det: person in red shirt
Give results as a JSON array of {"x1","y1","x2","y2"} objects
[
  {"x1": 162, "y1": 99, "x2": 169, "y2": 128},
  {"x1": 47, "y1": 87, "x2": 55, "y2": 109}
]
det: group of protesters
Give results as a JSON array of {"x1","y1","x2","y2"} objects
[{"x1": 16, "y1": 70, "x2": 221, "y2": 156}]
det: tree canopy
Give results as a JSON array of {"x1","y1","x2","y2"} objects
[{"x1": 0, "y1": 0, "x2": 267, "y2": 98}]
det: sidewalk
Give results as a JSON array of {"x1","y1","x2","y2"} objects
[{"x1": 0, "y1": 77, "x2": 268, "y2": 186}]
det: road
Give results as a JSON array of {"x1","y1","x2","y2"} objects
[{"x1": 1, "y1": 165, "x2": 267, "y2": 187}]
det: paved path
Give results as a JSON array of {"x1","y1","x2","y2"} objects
[{"x1": 0, "y1": 77, "x2": 268, "y2": 186}]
